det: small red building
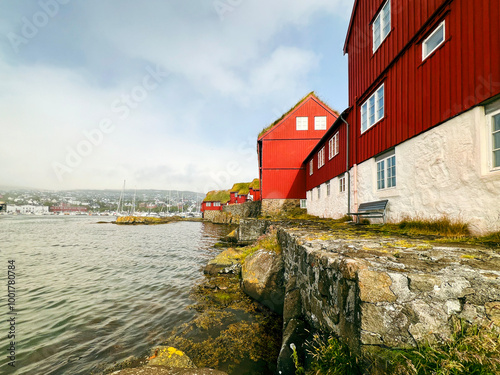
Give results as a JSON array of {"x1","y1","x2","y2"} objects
[
  {"x1": 257, "y1": 92, "x2": 339, "y2": 214},
  {"x1": 200, "y1": 190, "x2": 230, "y2": 216},
  {"x1": 228, "y1": 179, "x2": 261, "y2": 204}
]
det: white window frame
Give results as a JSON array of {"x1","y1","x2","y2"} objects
[
  {"x1": 214, "y1": 202, "x2": 221, "y2": 207},
  {"x1": 309, "y1": 159, "x2": 314, "y2": 175},
  {"x1": 489, "y1": 110, "x2": 500, "y2": 171},
  {"x1": 361, "y1": 84, "x2": 385, "y2": 134},
  {"x1": 422, "y1": 21, "x2": 446, "y2": 61},
  {"x1": 329, "y1": 132, "x2": 339, "y2": 159},
  {"x1": 318, "y1": 147, "x2": 325, "y2": 169},
  {"x1": 296, "y1": 116, "x2": 308, "y2": 131},
  {"x1": 373, "y1": 0, "x2": 391, "y2": 53},
  {"x1": 317, "y1": 186, "x2": 321, "y2": 199},
  {"x1": 376, "y1": 152, "x2": 396, "y2": 190},
  {"x1": 300, "y1": 199, "x2": 307, "y2": 209},
  {"x1": 314, "y1": 116, "x2": 327, "y2": 130},
  {"x1": 339, "y1": 175, "x2": 346, "y2": 193},
  {"x1": 206, "y1": 202, "x2": 212, "y2": 207},
  {"x1": 326, "y1": 182, "x2": 331, "y2": 196}
]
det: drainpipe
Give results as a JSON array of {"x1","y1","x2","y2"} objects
[{"x1": 339, "y1": 114, "x2": 351, "y2": 214}]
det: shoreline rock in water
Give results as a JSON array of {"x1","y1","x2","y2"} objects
[{"x1": 114, "y1": 216, "x2": 202, "y2": 225}]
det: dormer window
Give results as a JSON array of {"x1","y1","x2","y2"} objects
[{"x1": 373, "y1": 0, "x2": 391, "y2": 53}]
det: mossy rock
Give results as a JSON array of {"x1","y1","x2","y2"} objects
[{"x1": 148, "y1": 346, "x2": 196, "y2": 368}]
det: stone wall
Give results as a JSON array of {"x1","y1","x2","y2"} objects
[
  {"x1": 261, "y1": 199, "x2": 300, "y2": 216},
  {"x1": 223, "y1": 201, "x2": 261, "y2": 222},
  {"x1": 203, "y1": 210, "x2": 234, "y2": 224},
  {"x1": 277, "y1": 225, "x2": 500, "y2": 355}
]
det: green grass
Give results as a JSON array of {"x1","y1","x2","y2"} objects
[
  {"x1": 391, "y1": 216, "x2": 470, "y2": 237},
  {"x1": 203, "y1": 190, "x2": 231, "y2": 204},
  {"x1": 305, "y1": 334, "x2": 362, "y2": 375},
  {"x1": 240, "y1": 227, "x2": 281, "y2": 262},
  {"x1": 303, "y1": 320, "x2": 500, "y2": 375}
]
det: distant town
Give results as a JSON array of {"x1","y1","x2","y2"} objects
[{"x1": 0, "y1": 188, "x2": 205, "y2": 217}]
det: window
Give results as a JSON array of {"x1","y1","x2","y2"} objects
[
  {"x1": 423, "y1": 21, "x2": 445, "y2": 60},
  {"x1": 376, "y1": 151, "x2": 396, "y2": 190},
  {"x1": 339, "y1": 175, "x2": 346, "y2": 193},
  {"x1": 296, "y1": 117, "x2": 308, "y2": 130},
  {"x1": 491, "y1": 112, "x2": 500, "y2": 169},
  {"x1": 326, "y1": 182, "x2": 331, "y2": 196},
  {"x1": 309, "y1": 160, "x2": 314, "y2": 175},
  {"x1": 317, "y1": 186, "x2": 321, "y2": 199},
  {"x1": 206, "y1": 202, "x2": 212, "y2": 207},
  {"x1": 361, "y1": 84, "x2": 384, "y2": 133},
  {"x1": 315, "y1": 116, "x2": 327, "y2": 130},
  {"x1": 318, "y1": 147, "x2": 325, "y2": 169},
  {"x1": 329, "y1": 132, "x2": 339, "y2": 159},
  {"x1": 300, "y1": 199, "x2": 307, "y2": 209},
  {"x1": 214, "y1": 202, "x2": 221, "y2": 207},
  {"x1": 373, "y1": 0, "x2": 391, "y2": 52}
]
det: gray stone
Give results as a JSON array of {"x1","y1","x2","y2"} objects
[
  {"x1": 238, "y1": 218, "x2": 268, "y2": 243},
  {"x1": 277, "y1": 318, "x2": 308, "y2": 375},
  {"x1": 241, "y1": 248, "x2": 285, "y2": 314},
  {"x1": 283, "y1": 288, "x2": 302, "y2": 322}
]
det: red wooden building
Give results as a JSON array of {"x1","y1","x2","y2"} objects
[
  {"x1": 305, "y1": 0, "x2": 500, "y2": 234},
  {"x1": 257, "y1": 92, "x2": 339, "y2": 213},
  {"x1": 200, "y1": 190, "x2": 230, "y2": 215},
  {"x1": 228, "y1": 179, "x2": 261, "y2": 204}
]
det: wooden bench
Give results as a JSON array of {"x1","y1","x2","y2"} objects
[{"x1": 348, "y1": 200, "x2": 389, "y2": 224}]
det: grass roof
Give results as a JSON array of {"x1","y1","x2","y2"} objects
[
  {"x1": 230, "y1": 182, "x2": 251, "y2": 195},
  {"x1": 203, "y1": 190, "x2": 231, "y2": 203},
  {"x1": 249, "y1": 178, "x2": 260, "y2": 190},
  {"x1": 257, "y1": 92, "x2": 340, "y2": 139},
  {"x1": 258, "y1": 91, "x2": 315, "y2": 138}
]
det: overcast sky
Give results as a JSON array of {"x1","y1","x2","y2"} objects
[{"x1": 0, "y1": 0, "x2": 354, "y2": 193}]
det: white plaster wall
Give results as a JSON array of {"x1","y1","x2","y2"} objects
[
  {"x1": 356, "y1": 107, "x2": 500, "y2": 235},
  {"x1": 306, "y1": 174, "x2": 351, "y2": 219}
]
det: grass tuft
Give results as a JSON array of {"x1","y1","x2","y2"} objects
[{"x1": 394, "y1": 216, "x2": 470, "y2": 237}]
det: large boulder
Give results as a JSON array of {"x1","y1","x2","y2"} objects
[{"x1": 241, "y1": 249, "x2": 285, "y2": 314}]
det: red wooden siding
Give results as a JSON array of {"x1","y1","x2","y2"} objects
[
  {"x1": 258, "y1": 93, "x2": 339, "y2": 200},
  {"x1": 305, "y1": 122, "x2": 348, "y2": 191},
  {"x1": 261, "y1": 169, "x2": 307, "y2": 199},
  {"x1": 345, "y1": 0, "x2": 500, "y2": 165},
  {"x1": 200, "y1": 202, "x2": 224, "y2": 212}
]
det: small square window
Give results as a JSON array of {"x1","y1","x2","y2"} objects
[
  {"x1": 300, "y1": 199, "x2": 307, "y2": 209},
  {"x1": 296, "y1": 117, "x2": 308, "y2": 131},
  {"x1": 314, "y1": 116, "x2": 327, "y2": 130},
  {"x1": 423, "y1": 21, "x2": 445, "y2": 60}
]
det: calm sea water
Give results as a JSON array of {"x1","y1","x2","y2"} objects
[{"x1": 0, "y1": 216, "x2": 233, "y2": 375}]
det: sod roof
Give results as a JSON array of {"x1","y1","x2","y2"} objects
[
  {"x1": 230, "y1": 182, "x2": 251, "y2": 195},
  {"x1": 203, "y1": 190, "x2": 231, "y2": 203},
  {"x1": 249, "y1": 178, "x2": 260, "y2": 190},
  {"x1": 258, "y1": 91, "x2": 315, "y2": 138}
]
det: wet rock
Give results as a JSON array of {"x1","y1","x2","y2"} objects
[
  {"x1": 148, "y1": 346, "x2": 196, "y2": 368},
  {"x1": 241, "y1": 248, "x2": 285, "y2": 314},
  {"x1": 203, "y1": 248, "x2": 243, "y2": 275},
  {"x1": 276, "y1": 318, "x2": 308, "y2": 375},
  {"x1": 110, "y1": 366, "x2": 228, "y2": 375}
]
